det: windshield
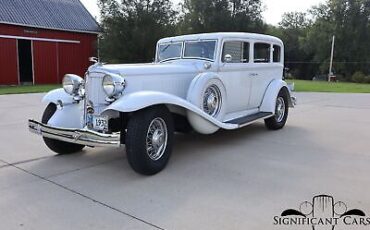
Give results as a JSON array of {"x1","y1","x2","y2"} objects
[
  {"x1": 157, "y1": 43, "x2": 182, "y2": 62},
  {"x1": 157, "y1": 40, "x2": 217, "y2": 62}
]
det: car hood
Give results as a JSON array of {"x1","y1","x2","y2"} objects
[{"x1": 89, "y1": 62, "x2": 203, "y2": 77}]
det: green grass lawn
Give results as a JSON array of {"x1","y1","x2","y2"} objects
[
  {"x1": 0, "y1": 84, "x2": 61, "y2": 95},
  {"x1": 287, "y1": 80, "x2": 370, "y2": 93}
]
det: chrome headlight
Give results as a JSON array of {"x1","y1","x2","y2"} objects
[
  {"x1": 102, "y1": 74, "x2": 126, "y2": 97},
  {"x1": 63, "y1": 74, "x2": 83, "y2": 95}
]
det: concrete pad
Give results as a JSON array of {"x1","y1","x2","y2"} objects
[
  {"x1": 0, "y1": 93, "x2": 45, "y2": 107},
  {"x1": 0, "y1": 169, "x2": 157, "y2": 230},
  {"x1": 1, "y1": 92, "x2": 370, "y2": 230},
  {"x1": 0, "y1": 93, "x2": 48, "y2": 164},
  {"x1": 0, "y1": 166, "x2": 39, "y2": 190},
  {"x1": 0, "y1": 93, "x2": 44, "y2": 125},
  {"x1": 18, "y1": 147, "x2": 125, "y2": 178},
  {"x1": 50, "y1": 124, "x2": 370, "y2": 229},
  {"x1": 0, "y1": 122, "x2": 52, "y2": 163}
]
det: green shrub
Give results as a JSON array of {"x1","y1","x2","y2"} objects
[
  {"x1": 364, "y1": 76, "x2": 370, "y2": 84},
  {"x1": 351, "y1": 71, "x2": 366, "y2": 83}
]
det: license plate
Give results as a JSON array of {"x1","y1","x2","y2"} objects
[{"x1": 93, "y1": 116, "x2": 108, "y2": 131}]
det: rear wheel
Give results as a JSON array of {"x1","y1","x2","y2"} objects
[
  {"x1": 42, "y1": 103, "x2": 85, "y2": 154},
  {"x1": 264, "y1": 90, "x2": 289, "y2": 130},
  {"x1": 125, "y1": 106, "x2": 174, "y2": 175}
]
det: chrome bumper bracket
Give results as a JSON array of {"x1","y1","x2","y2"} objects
[
  {"x1": 291, "y1": 96, "x2": 297, "y2": 106},
  {"x1": 28, "y1": 119, "x2": 121, "y2": 147}
]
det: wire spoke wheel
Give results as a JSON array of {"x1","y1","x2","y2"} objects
[
  {"x1": 146, "y1": 117, "x2": 168, "y2": 161},
  {"x1": 203, "y1": 85, "x2": 222, "y2": 117},
  {"x1": 275, "y1": 97, "x2": 286, "y2": 123},
  {"x1": 126, "y1": 106, "x2": 174, "y2": 175},
  {"x1": 265, "y1": 91, "x2": 289, "y2": 130}
]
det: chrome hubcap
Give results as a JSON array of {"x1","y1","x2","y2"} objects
[
  {"x1": 146, "y1": 118, "x2": 168, "y2": 161},
  {"x1": 203, "y1": 85, "x2": 222, "y2": 117},
  {"x1": 275, "y1": 97, "x2": 286, "y2": 122}
]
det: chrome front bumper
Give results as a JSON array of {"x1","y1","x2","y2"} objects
[{"x1": 28, "y1": 119, "x2": 121, "y2": 147}]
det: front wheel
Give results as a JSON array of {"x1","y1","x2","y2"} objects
[
  {"x1": 264, "y1": 90, "x2": 289, "y2": 130},
  {"x1": 125, "y1": 106, "x2": 174, "y2": 175}
]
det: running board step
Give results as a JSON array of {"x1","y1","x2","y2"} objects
[{"x1": 225, "y1": 112, "x2": 273, "y2": 125}]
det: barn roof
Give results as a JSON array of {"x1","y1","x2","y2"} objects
[{"x1": 0, "y1": 0, "x2": 100, "y2": 34}]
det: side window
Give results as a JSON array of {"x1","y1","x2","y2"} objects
[
  {"x1": 254, "y1": 43, "x2": 271, "y2": 63},
  {"x1": 222, "y1": 41, "x2": 249, "y2": 63},
  {"x1": 242, "y1": 42, "x2": 250, "y2": 63},
  {"x1": 273, "y1": 45, "x2": 281, "y2": 63}
]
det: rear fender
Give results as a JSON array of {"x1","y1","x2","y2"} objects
[{"x1": 259, "y1": 79, "x2": 293, "y2": 113}]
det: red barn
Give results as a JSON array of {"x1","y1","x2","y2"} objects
[{"x1": 0, "y1": 0, "x2": 100, "y2": 85}]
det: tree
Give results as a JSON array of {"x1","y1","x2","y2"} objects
[
  {"x1": 275, "y1": 0, "x2": 370, "y2": 80},
  {"x1": 178, "y1": 0, "x2": 265, "y2": 34},
  {"x1": 98, "y1": 0, "x2": 177, "y2": 63},
  {"x1": 280, "y1": 12, "x2": 311, "y2": 29},
  {"x1": 271, "y1": 12, "x2": 313, "y2": 79},
  {"x1": 303, "y1": 0, "x2": 370, "y2": 80}
]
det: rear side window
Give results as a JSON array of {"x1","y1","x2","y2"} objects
[
  {"x1": 222, "y1": 41, "x2": 249, "y2": 63},
  {"x1": 273, "y1": 45, "x2": 281, "y2": 63},
  {"x1": 254, "y1": 43, "x2": 271, "y2": 63}
]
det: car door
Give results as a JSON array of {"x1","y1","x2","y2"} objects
[
  {"x1": 218, "y1": 40, "x2": 253, "y2": 113},
  {"x1": 248, "y1": 42, "x2": 281, "y2": 109}
]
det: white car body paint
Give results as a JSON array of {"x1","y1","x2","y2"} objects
[{"x1": 42, "y1": 32, "x2": 294, "y2": 134}]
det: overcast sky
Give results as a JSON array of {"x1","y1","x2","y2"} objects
[{"x1": 80, "y1": 0, "x2": 325, "y2": 25}]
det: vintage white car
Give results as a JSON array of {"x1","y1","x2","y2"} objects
[{"x1": 29, "y1": 32, "x2": 295, "y2": 175}]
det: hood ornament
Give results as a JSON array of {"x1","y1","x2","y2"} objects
[{"x1": 89, "y1": 57, "x2": 99, "y2": 64}]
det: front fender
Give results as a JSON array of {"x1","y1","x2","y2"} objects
[
  {"x1": 102, "y1": 91, "x2": 238, "y2": 130},
  {"x1": 47, "y1": 103, "x2": 84, "y2": 129},
  {"x1": 42, "y1": 88, "x2": 75, "y2": 105},
  {"x1": 259, "y1": 79, "x2": 293, "y2": 113},
  {"x1": 41, "y1": 88, "x2": 83, "y2": 129}
]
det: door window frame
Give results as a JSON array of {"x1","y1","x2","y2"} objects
[{"x1": 220, "y1": 39, "x2": 252, "y2": 64}]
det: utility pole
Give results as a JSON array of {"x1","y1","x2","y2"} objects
[{"x1": 328, "y1": 35, "x2": 335, "y2": 82}]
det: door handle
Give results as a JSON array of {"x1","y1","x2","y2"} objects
[{"x1": 249, "y1": 73, "x2": 258, "y2": 77}]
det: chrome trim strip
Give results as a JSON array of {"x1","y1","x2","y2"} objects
[{"x1": 28, "y1": 119, "x2": 121, "y2": 147}]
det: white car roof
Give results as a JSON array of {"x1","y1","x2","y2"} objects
[{"x1": 158, "y1": 32, "x2": 283, "y2": 46}]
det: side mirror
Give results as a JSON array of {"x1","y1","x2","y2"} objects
[{"x1": 224, "y1": 54, "x2": 233, "y2": 63}]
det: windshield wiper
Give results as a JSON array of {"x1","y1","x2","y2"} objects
[{"x1": 160, "y1": 44, "x2": 171, "y2": 53}]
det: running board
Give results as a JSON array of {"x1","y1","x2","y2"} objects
[{"x1": 225, "y1": 112, "x2": 273, "y2": 127}]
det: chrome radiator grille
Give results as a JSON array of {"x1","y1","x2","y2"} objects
[{"x1": 85, "y1": 72, "x2": 108, "y2": 115}]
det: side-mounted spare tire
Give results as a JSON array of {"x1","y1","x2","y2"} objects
[
  {"x1": 186, "y1": 75, "x2": 227, "y2": 134},
  {"x1": 42, "y1": 103, "x2": 85, "y2": 154}
]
